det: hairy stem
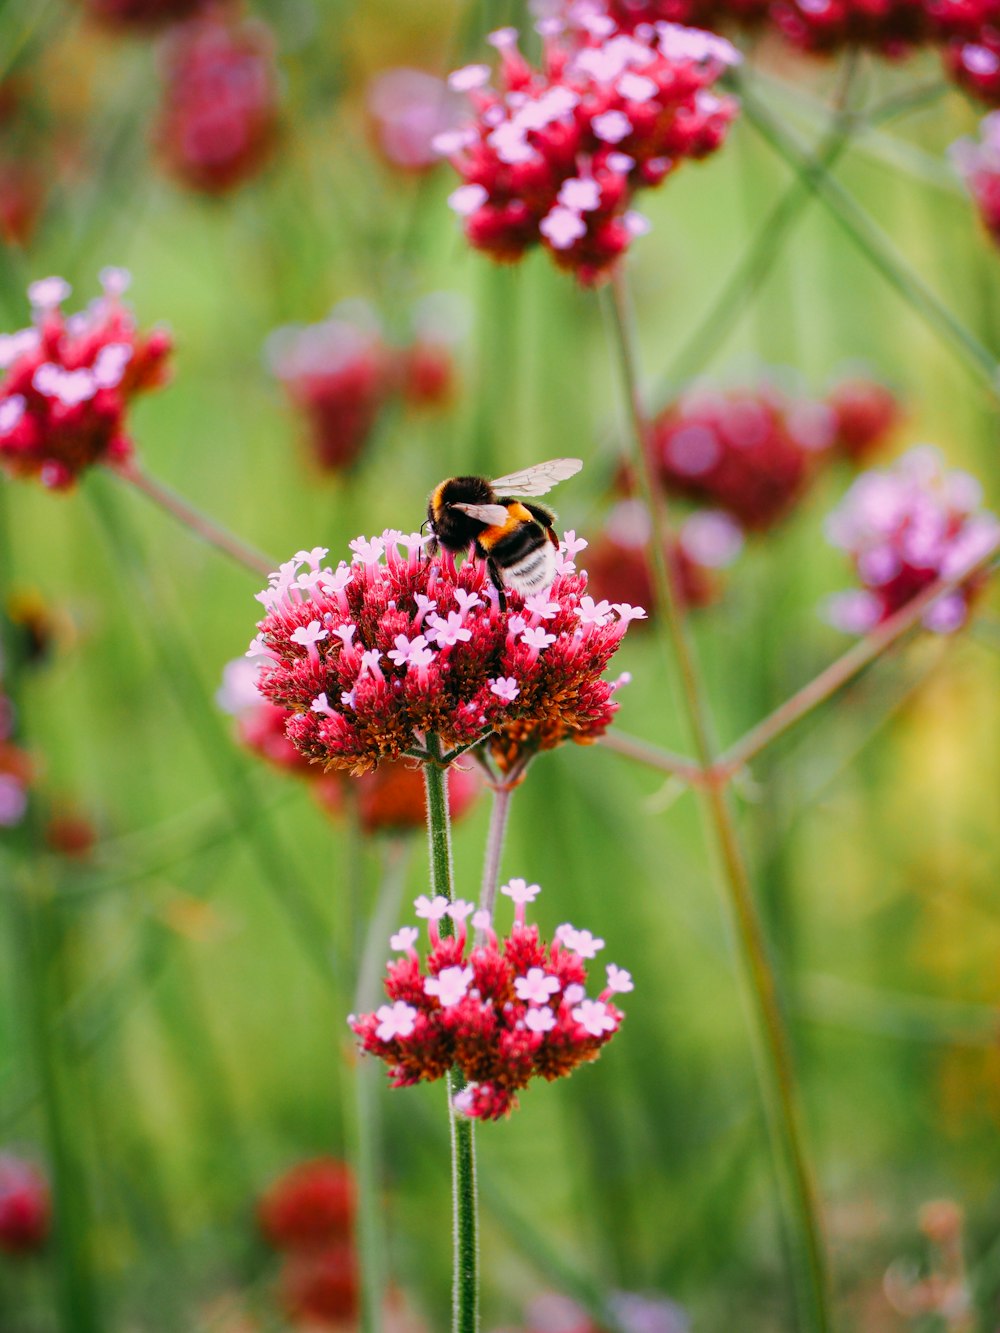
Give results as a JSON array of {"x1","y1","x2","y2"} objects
[
  {"x1": 602, "y1": 270, "x2": 832, "y2": 1333},
  {"x1": 423, "y1": 746, "x2": 479, "y2": 1333},
  {"x1": 113, "y1": 458, "x2": 276, "y2": 580}
]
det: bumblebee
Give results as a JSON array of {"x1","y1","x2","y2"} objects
[{"x1": 426, "y1": 458, "x2": 583, "y2": 607}]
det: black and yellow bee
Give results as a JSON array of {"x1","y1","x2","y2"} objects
[{"x1": 425, "y1": 458, "x2": 583, "y2": 607}]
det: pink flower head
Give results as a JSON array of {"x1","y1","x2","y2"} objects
[
  {"x1": 824, "y1": 446, "x2": 1000, "y2": 634},
  {"x1": 367, "y1": 67, "x2": 464, "y2": 172},
  {"x1": 251, "y1": 529, "x2": 641, "y2": 774},
  {"x1": 438, "y1": 19, "x2": 739, "y2": 283},
  {"x1": 0, "y1": 1156, "x2": 50, "y2": 1254},
  {"x1": 267, "y1": 307, "x2": 393, "y2": 475},
  {"x1": 155, "y1": 11, "x2": 281, "y2": 194},
  {"x1": 0, "y1": 272, "x2": 171, "y2": 489},
  {"x1": 653, "y1": 382, "x2": 830, "y2": 531},
  {"x1": 349, "y1": 880, "x2": 628, "y2": 1119},
  {"x1": 952, "y1": 112, "x2": 1000, "y2": 244}
]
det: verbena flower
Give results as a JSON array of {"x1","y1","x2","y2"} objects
[
  {"x1": 826, "y1": 373, "x2": 903, "y2": 463},
  {"x1": 437, "y1": 19, "x2": 740, "y2": 283},
  {"x1": 0, "y1": 1155, "x2": 49, "y2": 1254},
  {"x1": 280, "y1": 1243, "x2": 359, "y2": 1325},
  {"x1": 0, "y1": 271, "x2": 171, "y2": 490},
  {"x1": 585, "y1": 497, "x2": 742, "y2": 618},
  {"x1": 952, "y1": 113, "x2": 1000, "y2": 245},
  {"x1": 348, "y1": 879, "x2": 632, "y2": 1121},
  {"x1": 219, "y1": 657, "x2": 482, "y2": 830},
  {"x1": 77, "y1": 0, "x2": 208, "y2": 29},
  {"x1": 366, "y1": 67, "x2": 464, "y2": 172},
  {"x1": 258, "y1": 1158, "x2": 355, "y2": 1252},
  {"x1": 0, "y1": 741, "x2": 31, "y2": 829},
  {"x1": 249, "y1": 532, "x2": 642, "y2": 774},
  {"x1": 824, "y1": 446, "x2": 1000, "y2": 634},
  {"x1": 652, "y1": 383, "x2": 835, "y2": 531},
  {"x1": 769, "y1": 0, "x2": 932, "y2": 56},
  {"x1": 155, "y1": 12, "x2": 280, "y2": 194},
  {"x1": 267, "y1": 310, "x2": 393, "y2": 475}
]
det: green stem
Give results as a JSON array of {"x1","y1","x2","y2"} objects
[
  {"x1": 11, "y1": 866, "x2": 102, "y2": 1333},
  {"x1": 602, "y1": 271, "x2": 832, "y2": 1333},
  {"x1": 478, "y1": 782, "x2": 513, "y2": 920},
  {"x1": 422, "y1": 745, "x2": 479, "y2": 1333},
  {"x1": 352, "y1": 837, "x2": 412, "y2": 1333},
  {"x1": 113, "y1": 459, "x2": 276, "y2": 580},
  {"x1": 737, "y1": 79, "x2": 1000, "y2": 399}
]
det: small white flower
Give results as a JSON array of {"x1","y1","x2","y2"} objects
[{"x1": 375, "y1": 1001, "x2": 418, "y2": 1041}]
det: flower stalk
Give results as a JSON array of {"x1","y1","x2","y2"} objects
[
  {"x1": 602, "y1": 268, "x2": 832, "y2": 1333},
  {"x1": 113, "y1": 457, "x2": 275, "y2": 580},
  {"x1": 422, "y1": 744, "x2": 479, "y2": 1333}
]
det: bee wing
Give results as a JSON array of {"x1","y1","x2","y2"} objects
[
  {"x1": 451, "y1": 502, "x2": 511, "y2": 526},
  {"x1": 490, "y1": 457, "x2": 583, "y2": 498}
]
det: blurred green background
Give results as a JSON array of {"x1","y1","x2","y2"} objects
[{"x1": 1, "y1": 1, "x2": 999, "y2": 1329}]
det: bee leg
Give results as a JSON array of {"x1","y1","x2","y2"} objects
[{"x1": 486, "y1": 559, "x2": 508, "y2": 612}]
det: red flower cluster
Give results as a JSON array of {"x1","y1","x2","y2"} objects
[
  {"x1": 952, "y1": 112, "x2": 1000, "y2": 245},
  {"x1": 437, "y1": 20, "x2": 740, "y2": 283},
  {"x1": 155, "y1": 11, "x2": 280, "y2": 194},
  {"x1": 249, "y1": 531, "x2": 642, "y2": 775},
  {"x1": 349, "y1": 878, "x2": 633, "y2": 1121},
  {"x1": 652, "y1": 383, "x2": 836, "y2": 530},
  {"x1": 0, "y1": 735, "x2": 32, "y2": 830},
  {"x1": 824, "y1": 446, "x2": 1000, "y2": 634},
  {"x1": 0, "y1": 1155, "x2": 50, "y2": 1254},
  {"x1": 557, "y1": 0, "x2": 1000, "y2": 94},
  {"x1": 267, "y1": 301, "x2": 458, "y2": 476},
  {"x1": 585, "y1": 498, "x2": 744, "y2": 615},
  {"x1": 826, "y1": 372, "x2": 904, "y2": 462},
  {"x1": 78, "y1": 0, "x2": 207, "y2": 29},
  {"x1": 218, "y1": 658, "x2": 482, "y2": 832},
  {"x1": 648, "y1": 375, "x2": 901, "y2": 533},
  {"x1": 0, "y1": 272, "x2": 171, "y2": 490},
  {"x1": 258, "y1": 1158, "x2": 358, "y2": 1327}
]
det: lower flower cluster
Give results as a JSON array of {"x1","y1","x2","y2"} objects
[{"x1": 349, "y1": 879, "x2": 632, "y2": 1120}]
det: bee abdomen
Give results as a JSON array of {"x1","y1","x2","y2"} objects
[{"x1": 499, "y1": 540, "x2": 557, "y2": 595}]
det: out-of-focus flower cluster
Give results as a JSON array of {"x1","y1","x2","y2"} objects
[
  {"x1": 266, "y1": 298, "x2": 461, "y2": 476},
  {"x1": 952, "y1": 113, "x2": 1000, "y2": 245},
  {"x1": 884, "y1": 1200, "x2": 972, "y2": 1330},
  {"x1": 258, "y1": 1158, "x2": 358, "y2": 1327},
  {"x1": 491, "y1": 1286, "x2": 689, "y2": 1333},
  {"x1": 366, "y1": 68, "x2": 465, "y2": 173},
  {"x1": 0, "y1": 1155, "x2": 50, "y2": 1255},
  {"x1": 155, "y1": 10, "x2": 280, "y2": 194},
  {"x1": 548, "y1": 0, "x2": 1000, "y2": 99},
  {"x1": 0, "y1": 272, "x2": 171, "y2": 490},
  {"x1": 651, "y1": 377, "x2": 898, "y2": 531},
  {"x1": 349, "y1": 878, "x2": 632, "y2": 1121},
  {"x1": 218, "y1": 657, "x2": 482, "y2": 833},
  {"x1": 438, "y1": 20, "x2": 740, "y2": 283},
  {"x1": 586, "y1": 373, "x2": 901, "y2": 617},
  {"x1": 824, "y1": 446, "x2": 1000, "y2": 634},
  {"x1": 0, "y1": 77, "x2": 51, "y2": 248},
  {"x1": 77, "y1": 0, "x2": 208, "y2": 29},
  {"x1": 249, "y1": 532, "x2": 641, "y2": 775}
]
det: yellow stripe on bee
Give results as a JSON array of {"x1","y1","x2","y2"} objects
[
  {"x1": 478, "y1": 503, "x2": 533, "y2": 550},
  {"x1": 430, "y1": 481, "x2": 449, "y2": 520}
]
